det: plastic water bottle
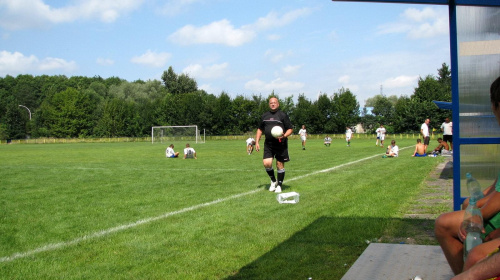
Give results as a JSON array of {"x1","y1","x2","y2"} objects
[
  {"x1": 466, "y1": 173, "x2": 484, "y2": 201},
  {"x1": 462, "y1": 197, "x2": 483, "y2": 261}
]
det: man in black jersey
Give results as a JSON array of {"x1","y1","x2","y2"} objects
[{"x1": 255, "y1": 97, "x2": 294, "y2": 193}]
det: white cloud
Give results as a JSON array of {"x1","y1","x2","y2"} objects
[
  {"x1": 338, "y1": 75, "x2": 350, "y2": 84},
  {"x1": 251, "y1": 8, "x2": 312, "y2": 30},
  {"x1": 245, "y1": 78, "x2": 304, "y2": 94},
  {"x1": 96, "y1": 58, "x2": 114, "y2": 66},
  {"x1": 159, "y1": 0, "x2": 202, "y2": 16},
  {"x1": 382, "y1": 75, "x2": 419, "y2": 89},
  {"x1": 282, "y1": 64, "x2": 301, "y2": 74},
  {"x1": 0, "y1": 50, "x2": 76, "y2": 75},
  {"x1": 376, "y1": 6, "x2": 448, "y2": 39},
  {"x1": 265, "y1": 49, "x2": 293, "y2": 63},
  {"x1": 39, "y1": 57, "x2": 77, "y2": 71},
  {"x1": 168, "y1": 7, "x2": 313, "y2": 47},
  {"x1": 0, "y1": 0, "x2": 144, "y2": 30},
  {"x1": 131, "y1": 50, "x2": 171, "y2": 67},
  {"x1": 267, "y1": 34, "x2": 281, "y2": 41},
  {"x1": 168, "y1": 19, "x2": 256, "y2": 47},
  {"x1": 182, "y1": 63, "x2": 228, "y2": 79},
  {"x1": 198, "y1": 83, "x2": 214, "y2": 93}
]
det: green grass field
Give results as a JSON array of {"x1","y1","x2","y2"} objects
[{"x1": 0, "y1": 137, "x2": 445, "y2": 279}]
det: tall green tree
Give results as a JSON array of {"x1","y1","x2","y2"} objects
[
  {"x1": 161, "y1": 66, "x2": 198, "y2": 95},
  {"x1": 331, "y1": 88, "x2": 360, "y2": 133},
  {"x1": 38, "y1": 88, "x2": 97, "y2": 138}
]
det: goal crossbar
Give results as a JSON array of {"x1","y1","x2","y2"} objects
[{"x1": 151, "y1": 125, "x2": 205, "y2": 144}]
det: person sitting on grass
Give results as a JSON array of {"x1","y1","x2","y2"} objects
[
  {"x1": 412, "y1": 139, "x2": 426, "y2": 157},
  {"x1": 183, "y1": 143, "x2": 197, "y2": 159},
  {"x1": 166, "y1": 144, "x2": 179, "y2": 158},
  {"x1": 385, "y1": 140, "x2": 399, "y2": 157},
  {"x1": 432, "y1": 138, "x2": 450, "y2": 156},
  {"x1": 324, "y1": 135, "x2": 332, "y2": 147}
]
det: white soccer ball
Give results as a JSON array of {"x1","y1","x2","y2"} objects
[{"x1": 271, "y1": 126, "x2": 283, "y2": 138}]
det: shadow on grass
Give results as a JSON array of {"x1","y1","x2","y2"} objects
[
  {"x1": 225, "y1": 216, "x2": 438, "y2": 280},
  {"x1": 439, "y1": 160, "x2": 453, "y2": 179}
]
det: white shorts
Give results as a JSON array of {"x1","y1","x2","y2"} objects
[
  {"x1": 300, "y1": 136, "x2": 306, "y2": 141},
  {"x1": 380, "y1": 135, "x2": 385, "y2": 140}
]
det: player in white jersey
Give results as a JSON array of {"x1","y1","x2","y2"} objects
[
  {"x1": 183, "y1": 143, "x2": 197, "y2": 159},
  {"x1": 298, "y1": 125, "x2": 307, "y2": 150},
  {"x1": 345, "y1": 127, "x2": 353, "y2": 147},
  {"x1": 246, "y1": 137, "x2": 255, "y2": 155},
  {"x1": 166, "y1": 144, "x2": 179, "y2": 158},
  {"x1": 385, "y1": 140, "x2": 399, "y2": 157},
  {"x1": 440, "y1": 117, "x2": 453, "y2": 151},
  {"x1": 324, "y1": 135, "x2": 332, "y2": 147},
  {"x1": 378, "y1": 124, "x2": 386, "y2": 148}
]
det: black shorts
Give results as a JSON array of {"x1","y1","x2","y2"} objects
[
  {"x1": 263, "y1": 141, "x2": 290, "y2": 162},
  {"x1": 443, "y1": 135, "x2": 452, "y2": 143},
  {"x1": 423, "y1": 136, "x2": 430, "y2": 146}
]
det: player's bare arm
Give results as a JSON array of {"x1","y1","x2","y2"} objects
[{"x1": 255, "y1": 129, "x2": 263, "y2": 152}]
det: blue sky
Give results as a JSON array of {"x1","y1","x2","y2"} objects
[{"x1": 0, "y1": 0, "x2": 450, "y2": 107}]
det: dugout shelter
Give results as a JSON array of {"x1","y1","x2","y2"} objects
[{"x1": 332, "y1": 0, "x2": 500, "y2": 210}]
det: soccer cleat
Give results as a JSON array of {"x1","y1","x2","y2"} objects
[
  {"x1": 269, "y1": 181, "x2": 277, "y2": 192},
  {"x1": 275, "y1": 185, "x2": 282, "y2": 193}
]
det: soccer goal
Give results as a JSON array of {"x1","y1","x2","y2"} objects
[{"x1": 151, "y1": 125, "x2": 205, "y2": 144}]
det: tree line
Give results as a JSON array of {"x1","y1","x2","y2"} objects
[{"x1": 0, "y1": 64, "x2": 452, "y2": 140}]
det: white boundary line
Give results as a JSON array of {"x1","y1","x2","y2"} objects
[{"x1": 0, "y1": 148, "x2": 412, "y2": 263}]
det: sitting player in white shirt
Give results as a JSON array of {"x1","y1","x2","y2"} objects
[
  {"x1": 166, "y1": 144, "x2": 179, "y2": 158},
  {"x1": 183, "y1": 143, "x2": 197, "y2": 159},
  {"x1": 385, "y1": 140, "x2": 399, "y2": 157}
]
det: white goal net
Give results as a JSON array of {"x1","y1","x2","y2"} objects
[{"x1": 151, "y1": 125, "x2": 205, "y2": 144}]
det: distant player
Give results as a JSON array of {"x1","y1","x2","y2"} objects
[
  {"x1": 246, "y1": 137, "x2": 256, "y2": 155},
  {"x1": 166, "y1": 144, "x2": 179, "y2": 158},
  {"x1": 324, "y1": 135, "x2": 332, "y2": 147},
  {"x1": 298, "y1": 125, "x2": 307, "y2": 150},
  {"x1": 376, "y1": 124, "x2": 386, "y2": 148},
  {"x1": 412, "y1": 139, "x2": 426, "y2": 157},
  {"x1": 345, "y1": 127, "x2": 353, "y2": 147},
  {"x1": 421, "y1": 118, "x2": 430, "y2": 153},
  {"x1": 441, "y1": 117, "x2": 453, "y2": 151},
  {"x1": 255, "y1": 97, "x2": 293, "y2": 193},
  {"x1": 385, "y1": 140, "x2": 399, "y2": 157},
  {"x1": 183, "y1": 143, "x2": 197, "y2": 159}
]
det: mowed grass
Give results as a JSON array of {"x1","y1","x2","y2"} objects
[{"x1": 0, "y1": 137, "x2": 444, "y2": 279}]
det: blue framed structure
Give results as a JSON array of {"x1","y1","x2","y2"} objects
[{"x1": 333, "y1": 0, "x2": 500, "y2": 210}]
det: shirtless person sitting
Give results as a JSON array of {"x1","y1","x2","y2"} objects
[
  {"x1": 412, "y1": 139, "x2": 426, "y2": 157},
  {"x1": 432, "y1": 138, "x2": 450, "y2": 155}
]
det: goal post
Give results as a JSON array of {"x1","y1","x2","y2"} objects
[{"x1": 151, "y1": 125, "x2": 205, "y2": 144}]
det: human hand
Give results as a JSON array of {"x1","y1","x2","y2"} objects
[
  {"x1": 458, "y1": 226, "x2": 467, "y2": 242},
  {"x1": 484, "y1": 228, "x2": 500, "y2": 242}
]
